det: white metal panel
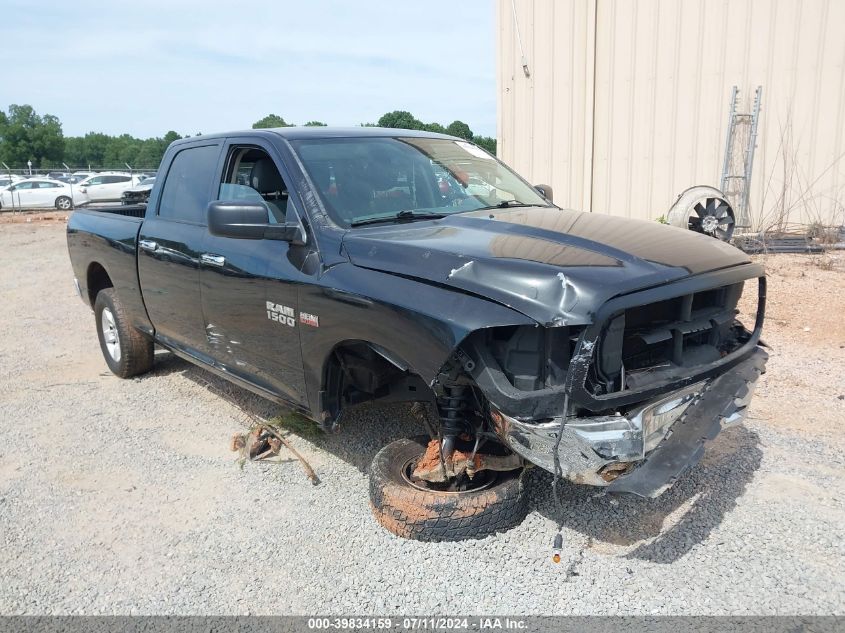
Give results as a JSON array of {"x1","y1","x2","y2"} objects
[
  {"x1": 497, "y1": 0, "x2": 595, "y2": 212},
  {"x1": 497, "y1": 0, "x2": 845, "y2": 228}
]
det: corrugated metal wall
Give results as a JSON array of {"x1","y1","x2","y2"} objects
[{"x1": 497, "y1": 0, "x2": 845, "y2": 229}]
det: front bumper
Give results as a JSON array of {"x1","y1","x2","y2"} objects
[{"x1": 491, "y1": 346, "x2": 767, "y2": 497}]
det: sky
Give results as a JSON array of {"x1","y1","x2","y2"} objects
[{"x1": 0, "y1": 0, "x2": 496, "y2": 139}]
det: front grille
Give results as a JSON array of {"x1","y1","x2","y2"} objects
[{"x1": 595, "y1": 281, "x2": 746, "y2": 392}]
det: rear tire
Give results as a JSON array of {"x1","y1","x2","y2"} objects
[
  {"x1": 369, "y1": 435, "x2": 528, "y2": 542},
  {"x1": 55, "y1": 196, "x2": 73, "y2": 210},
  {"x1": 94, "y1": 288, "x2": 154, "y2": 378}
]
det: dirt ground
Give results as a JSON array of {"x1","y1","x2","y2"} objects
[
  {"x1": 737, "y1": 251, "x2": 845, "y2": 440},
  {"x1": 1, "y1": 219, "x2": 843, "y2": 615}
]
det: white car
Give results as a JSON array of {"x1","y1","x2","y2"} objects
[
  {"x1": 0, "y1": 174, "x2": 24, "y2": 189},
  {"x1": 0, "y1": 178, "x2": 89, "y2": 210},
  {"x1": 76, "y1": 172, "x2": 140, "y2": 203}
]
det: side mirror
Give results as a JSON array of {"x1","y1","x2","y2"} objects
[
  {"x1": 207, "y1": 200, "x2": 305, "y2": 244},
  {"x1": 534, "y1": 184, "x2": 553, "y2": 202}
]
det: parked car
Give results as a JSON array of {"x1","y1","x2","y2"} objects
[
  {"x1": 47, "y1": 171, "x2": 72, "y2": 180},
  {"x1": 0, "y1": 174, "x2": 24, "y2": 188},
  {"x1": 72, "y1": 171, "x2": 95, "y2": 179},
  {"x1": 57, "y1": 175, "x2": 87, "y2": 185},
  {"x1": 1, "y1": 178, "x2": 89, "y2": 210},
  {"x1": 121, "y1": 177, "x2": 156, "y2": 205},
  {"x1": 66, "y1": 127, "x2": 767, "y2": 542},
  {"x1": 76, "y1": 172, "x2": 139, "y2": 203}
]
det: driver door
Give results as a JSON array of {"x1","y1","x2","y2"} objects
[{"x1": 199, "y1": 139, "x2": 310, "y2": 405}]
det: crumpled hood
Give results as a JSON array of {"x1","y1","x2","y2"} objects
[{"x1": 341, "y1": 207, "x2": 751, "y2": 325}]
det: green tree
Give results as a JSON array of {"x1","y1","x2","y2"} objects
[
  {"x1": 424, "y1": 122, "x2": 447, "y2": 134},
  {"x1": 445, "y1": 120, "x2": 473, "y2": 140},
  {"x1": 252, "y1": 114, "x2": 291, "y2": 129},
  {"x1": 473, "y1": 136, "x2": 497, "y2": 155},
  {"x1": 377, "y1": 110, "x2": 425, "y2": 130},
  {"x1": 304, "y1": 120, "x2": 327, "y2": 127},
  {"x1": 0, "y1": 104, "x2": 64, "y2": 168},
  {"x1": 80, "y1": 132, "x2": 111, "y2": 167}
]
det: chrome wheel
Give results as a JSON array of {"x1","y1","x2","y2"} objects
[
  {"x1": 101, "y1": 307, "x2": 121, "y2": 362},
  {"x1": 56, "y1": 196, "x2": 72, "y2": 210}
]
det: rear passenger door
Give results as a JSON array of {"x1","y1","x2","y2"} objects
[
  {"x1": 104, "y1": 175, "x2": 133, "y2": 200},
  {"x1": 138, "y1": 142, "x2": 222, "y2": 360}
]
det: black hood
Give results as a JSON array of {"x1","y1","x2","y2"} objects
[{"x1": 341, "y1": 207, "x2": 751, "y2": 325}]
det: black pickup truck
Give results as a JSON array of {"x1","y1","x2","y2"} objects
[{"x1": 67, "y1": 127, "x2": 767, "y2": 541}]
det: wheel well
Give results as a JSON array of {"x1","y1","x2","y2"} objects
[
  {"x1": 320, "y1": 341, "x2": 431, "y2": 426},
  {"x1": 86, "y1": 262, "x2": 113, "y2": 306}
]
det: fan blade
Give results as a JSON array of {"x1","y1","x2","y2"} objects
[
  {"x1": 714, "y1": 203, "x2": 730, "y2": 219},
  {"x1": 693, "y1": 203, "x2": 707, "y2": 217}
]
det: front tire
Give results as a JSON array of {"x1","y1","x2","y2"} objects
[
  {"x1": 94, "y1": 288, "x2": 154, "y2": 378},
  {"x1": 55, "y1": 196, "x2": 73, "y2": 210},
  {"x1": 369, "y1": 435, "x2": 528, "y2": 542}
]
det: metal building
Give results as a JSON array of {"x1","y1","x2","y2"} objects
[{"x1": 497, "y1": 0, "x2": 845, "y2": 230}]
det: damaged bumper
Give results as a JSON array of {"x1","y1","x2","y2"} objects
[{"x1": 491, "y1": 347, "x2": 767, "y2": 497}]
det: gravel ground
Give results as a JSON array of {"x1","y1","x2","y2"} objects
[{"x1": 1, "y1": 221, "x2": 843, "y2": 615}]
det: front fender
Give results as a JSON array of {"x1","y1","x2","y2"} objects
[{"x1": 297, "y1": 263, "x2": 535, "y2": 419}]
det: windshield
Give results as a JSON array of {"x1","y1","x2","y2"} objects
[{"x1": 290, "y1": 136, "x2": 550, "y2": 227}]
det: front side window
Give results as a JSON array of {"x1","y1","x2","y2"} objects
[
  {"x1": 158, "y1": 144, "x2": 220, "y2": 224},
  {"x1": 217, "y1": 147, "x2": 296, "y2": 225},
  {"x1": 290, "y1": 136, "x2": 549, "y2": 227}
]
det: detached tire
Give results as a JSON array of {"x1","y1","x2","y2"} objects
[
  {"x1": 94, "y1": 288, "x2": 154, "y2": 378},
  {"x1": 369, "y1": 435, "x2": 528, "y2": 542}
]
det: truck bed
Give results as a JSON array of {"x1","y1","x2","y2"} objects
[
  {"x1": 66, "y1": 207, "x2": 152, "y2": 335},
  {"x1": 79, "y1": 204, "x2": 147, "y2": 218}
]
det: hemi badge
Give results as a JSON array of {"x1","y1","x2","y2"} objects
[{"x1": 300, "y1": 312, "x2": 320, "y2": 327}]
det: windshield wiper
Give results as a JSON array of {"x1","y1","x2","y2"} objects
[
  {"x1": 350, "y1": 210, "x2": 448, "y2": 227},
  {"x1": 474, "y1": 200, "x2": 536, "y2": 211}
]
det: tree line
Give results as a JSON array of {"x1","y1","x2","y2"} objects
[
  {"x1": 253, "y1": 111, "x2": 497, "y2": 155},
  {"x1": 0, "y1": 104, "x2": 497, "y2": 171}
]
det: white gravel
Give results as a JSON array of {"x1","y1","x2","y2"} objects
[{"x1": 1, "y1": 222, "x2": 843, "y2": 615}]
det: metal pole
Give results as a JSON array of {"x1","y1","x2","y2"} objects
[
  {"x1": 741, "y1": 86, "x2": 763, "y2": 229},
  {"x1": 63, "y1": 162, "x2": 74, "y2": 209},
  {"x1": 2, "y1": 161, "x2": 15, "y2": 214},
  {"x1": 720, "y1": 86, "x2": 738, "y2": 194}
]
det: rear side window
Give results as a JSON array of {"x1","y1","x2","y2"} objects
[
  {"x1": 103, "y1": 175, "x2": 131, "y2": 184},
  {"x1": 158, "y1": 145, "x2": 219, "y2": 224}
]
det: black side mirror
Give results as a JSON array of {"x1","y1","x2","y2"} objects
[
  {"x1": 534, "y1": 184, "x2": 553, "y2": 202},
  {"x1": 534, "y1": 185, "x2": 554, "y2": 202},
  {"x1": 207, "y1": 200, "x2": 304, "y2": 244}
]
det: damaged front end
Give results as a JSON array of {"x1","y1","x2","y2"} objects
[{"x1": 454, "y1": 265, "x2": 767, "y2": 498}]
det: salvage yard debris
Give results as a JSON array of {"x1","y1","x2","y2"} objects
[
  {"x1": 195, "y1": 377, "x2": 320, "y2": 485},
  {"x1": 230, "y1": 423, "x2": 320, "y2": 486}
]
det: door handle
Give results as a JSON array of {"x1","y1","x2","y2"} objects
[
  {"x1": 200, "y1": 253, "x2": 226, "y2": 267},
  {"x1": 139, "y1": 239, "x2": 158, "y2": 252}
]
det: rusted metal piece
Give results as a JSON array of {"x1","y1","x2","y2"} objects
[
  {"x1": 599, "y1": 462, "x2": 631, "y2": 482},
  {"x1": 230, "y1": 433, "x2": 246, "y2": 452},
  {"x1": 268, "y1": 437, "x2": 282, "y2": 455},
  {"x1": 411, "y1": 439, "x2": 522, "y2": 482},
  {"x1": 247, "y1": 428, "x2": 271, "y2": 460},
  {"x1": 258, "y1": 425, "x2": 321, "y2": 486}
]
